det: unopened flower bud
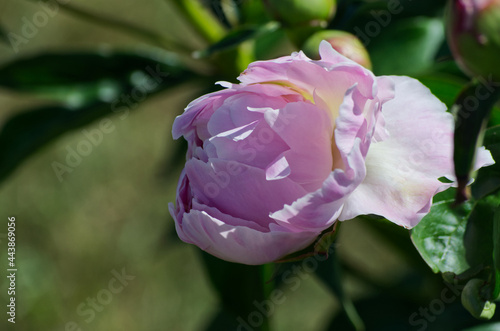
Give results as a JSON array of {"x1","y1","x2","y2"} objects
[
  {"x1": 447, "y1": 0, "x2": 500, "y2": 79},
  {"x1": 303, "y1": 30, "x2": 372, "y2": 69},
  {"x1": 264, "y1": 0, "x2": 337, "y2": 27}
]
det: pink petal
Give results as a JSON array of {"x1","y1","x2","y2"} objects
[
  {"x1": 185, "y1": 158, "x2": 308, "y2": 228},
  {"x1": 178, "y1": 204, "x2": 318, "y2": 265},
  {"x1": 340, "y1": 76, "x2": 457, "y2": 228},
  {"x1": 263, "y1": 101, "x2": 333, "y2": 191},
  {"x1": 270, "y1": 75, "x2": 393, "y2": 232}
]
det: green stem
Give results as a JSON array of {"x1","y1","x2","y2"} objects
[{"x1": 169, "y1": 0, "x2": 226, "y2": 44}]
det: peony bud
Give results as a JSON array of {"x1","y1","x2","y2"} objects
[
  {"x1": 302, "y1": 30, "x2": 372, "y2": 69},
  {"x1": 264, "y1": 0, "x2": 336, "y2": 27},
  {"x1": 447, "y1": 0, "x2": 500, "y2": 79},
  {"x1": 170, "y1": 41, "x2": 494, "y2": 265}
]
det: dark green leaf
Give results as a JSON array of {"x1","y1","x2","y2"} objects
[
  {"x1": 464, "y1": 196, "x2": 496, "y2": 269},
  {"x1": 472, "y1": 141, "x2": 500, "y2": 199},
  {"x1": 454, "y1": 82, "x2": 500, "y2": 202},
  {"x1": 413, "y1": 188, "x2": 500, "y2": 315},
  {"x1": 199, "y1": 252, "x2": 272, "y2": 331},
  {"x1": 193, "y1": 21, "x2": 280, "y2": 58},
  {"x1": 0, "y1": 49, "x2": 189, "y2": 106},
  {"x1": 418, "y1": 74, "x2": 464, "y2": 109},
  {"x1": 206, "y1": 0, "x2": 240, "y2": 28},
  {"x1": 494, "y1": 206, "x2": 500, "y2": 300},
  {"x1": 411, "y1": 194, "x2": 473, "y2": 274},
  {"x1": 489, "y1": 106, "x2": 500, "y2": 127},
  {"x1": 0, "y1": 103, "x2": 113, "y2": 184},
  {"x1": 0, "y1": 52, "x2": 195, "y2": 184},
  {"x1": 367, "y1": 17, "x2": 444, "y2": 76},
  {"x1": 417, "y1": 61, "x2": 468, "y2": 109},
  {"x1": 483, "y1": 126, "x2": 500, "y2": 148}
]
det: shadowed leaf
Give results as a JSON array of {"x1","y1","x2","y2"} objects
[{"x1": 0, "y1": 50, "x2": 197, "y2": 184}]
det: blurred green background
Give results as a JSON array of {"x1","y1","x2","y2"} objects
[{"x1": 0, "y1": 0, "x2": 500, "y2": 330}]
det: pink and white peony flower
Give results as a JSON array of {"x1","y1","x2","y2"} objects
[{"x1": 169, "y1": 41, "x2": 494, "y2": 265}]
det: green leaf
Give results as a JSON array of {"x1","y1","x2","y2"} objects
[
  {"x1": 453, "y1": 82, "x2": 500, "y2": 202},
  {"x1": 367, "y1": 17, "x2": 444, "y2": 76},
  {"x1": 416, "y1": 61, "x2": 469, "y2": 109},
  {"x1": 418, "y1": 74, "x2": 464, "y2": 109},
  {"x1": 0, "y1": 52, "x2": 195, "y2": 184},
  {"x1": 494, "y1": 206, "x2": 500, "y2": 300},
  {"x1": 464, "y1": 196, "x2": 496, "y2": 269},
  {"x1": 411, "y1": 194, "x2": 473, "y2": 274},
  {"x1": 193, "y1": 21, "x2": 280, "y2": 59},
  {"x1": 199, "y1": 252, "x2": 272, "y2": 331},
  {"x1": 0, "y1": 49, "x2": 189, "y2": 106},
  {"x1": 170, "y1": 0, "x2": 227, "y2": 43},
  {"x1": 489, "y1": 106, "x2": 500, "y2": 127},
  {"x1": 206, "y1": 0, "x2": 243, "y2": 28},
  {"x1": 413, "y1": 188, "x2": 500, "y2": 319},
  {"x1": 463, "y1": 322, "x2": 500, "y2": 331}
]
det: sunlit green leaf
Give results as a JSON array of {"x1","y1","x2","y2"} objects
[{"x1": 411, "y1": 195, "x2": 473, "y2": 274}]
